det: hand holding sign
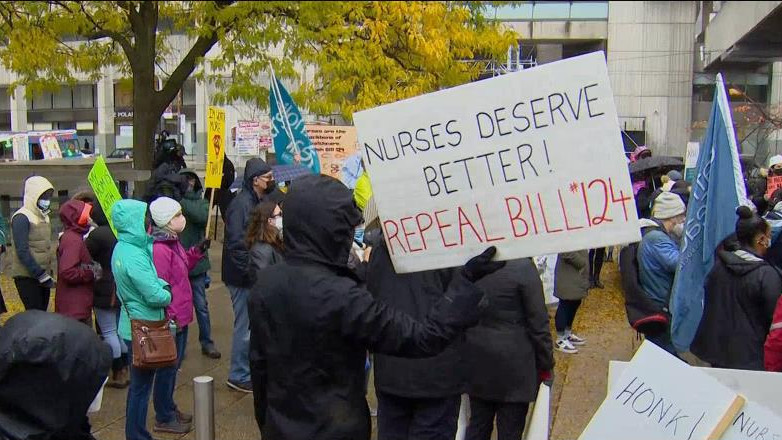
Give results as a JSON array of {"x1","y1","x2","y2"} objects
[{"x1": 462, "y1": 246, "x2": 506, "y2": 282}]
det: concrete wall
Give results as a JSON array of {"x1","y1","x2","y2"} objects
[
  {"x1": 503, "y1": 20, "x2": 608, "y2": 41},
  {"x1": 703, "y1": 1, "x2": 782, "y2": 67},
  {"x1": 607, "y1": 1, "x2": 696, "y2": 157}
]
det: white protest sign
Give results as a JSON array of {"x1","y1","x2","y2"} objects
[
  {"x1": 609, "y1": 361, "x2": 782, "y2": 440},
  {"x1": 353, "y1": 51, "x2": 639, "y2": 273},
  {"x1": 580, "y1": 341, "x2": 744, "y2": 440}
]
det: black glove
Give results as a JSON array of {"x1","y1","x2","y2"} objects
[
  {"x1": 198, "y1": 238, "x2": 211, "y2": 253},
  {"x1": 462, "y1": 246, "x2": 506, "y2": 282}
]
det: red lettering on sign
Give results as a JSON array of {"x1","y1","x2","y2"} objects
[
  {"x1": 475, "y1": 203, "x2": 505, "y2": 243},
  {"x1": 399, "y1": 216, "x2": 423, "y2": 253},
  {"x1": 434, "y1": 209, "x2": 458, "y2": 248},
  {"x1": 587, "y1": 178, "x2": 613, "y2": 225},
  {"x1": 609, "y1": 178, "x2": 632, "y2": 222},
  {"x1": 558, "y1": 189, "x2": 584, "y2": 231},
  {"x1": 505, "y1": 196, "x2": 529, "y2": 238},
  {"x1": 457, "y1": 206, "x2": 484, "y2": 245},
  {"x1": 382, "y1": 220, "x2": 406, "y2": 255},
  {"x1": 415, "y1": 213, "x2": 434, "y2": 251},
  {"x1": 537, "y1": 192, "x2": 563, "y2": 234}
]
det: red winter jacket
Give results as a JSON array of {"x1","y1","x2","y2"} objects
[
  {"x1": 54, "y1": 200, "x2": 95, "y2": 320},
  {"x1": 152, "y1": 230, "x2": 202, "y2": 328},
  {"x1": 765, "y1": 295, "x2": 782, "y2": 371}
]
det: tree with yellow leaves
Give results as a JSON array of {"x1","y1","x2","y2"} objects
[{"x1": 0, "y1": 1, "x2": 516, "y2": 172}]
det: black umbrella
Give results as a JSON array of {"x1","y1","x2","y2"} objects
[{"x1": 629, "y1": 156, "x2": 684, "y2": 177}]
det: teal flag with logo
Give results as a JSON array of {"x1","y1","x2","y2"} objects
[
  {"x1": 269, "y1": 76, "x2": 320, "y2": 174},
  {"x1": 670, "y1": 73, "x2": 750, "y2": 352}
]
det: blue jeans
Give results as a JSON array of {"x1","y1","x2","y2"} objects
[
  {"x1": 190, "y1": 274, "x2": 215, "y2": 349},
  {"x1": 125, "y1": 340, "x2": 163, "y2": 440},
  {"x1": 153, "y1": 326, "x2": 189, "y2": 424},
  {"x1": 228, "y1": 285, "x2": 250, "y2": 383},
  {"x1": 95, "y1": 307, "x2": 127, "y2": 359}
]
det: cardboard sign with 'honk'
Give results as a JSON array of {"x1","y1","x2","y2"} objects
[{"x1": 580, "y1": 341, "x2": 745, "y2": 440}]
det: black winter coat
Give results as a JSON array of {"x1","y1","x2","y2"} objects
[
  {"x1": 0, "y1": 311, "x2": 111, "y2": 440},
  {"x1": 248, "y1": 175, "x2": 485, "y2": 440},
  {"x1": 85, "y1": 204, "x2": 118, "y2": 309},
  {"x1": 691, "y1": 249, "x2": 782, "y2": 370},
  {"x1": 464, "y1": 258, "x2": 554, "y2": 402},
  {"x1": 367, "y1": 241, "x2": 463, "y2": 399},
  {"x1": 221, "y1": 158, "x2": 272, "y2": 287}
]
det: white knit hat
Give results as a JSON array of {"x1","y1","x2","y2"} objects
[
  {"x1": 770, "y1": 155, "x2": 782, "y2": 168},
  {"x1": 149, "y1": 197, "x2": 182, "y2": 227},
  {"x1": 652, "y1": 192, "x2": 686, "y2": 220}
]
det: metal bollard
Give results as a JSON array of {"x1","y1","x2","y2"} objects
[{"x1": 193, "y1": 376, "x2": 215, "y2": 440}]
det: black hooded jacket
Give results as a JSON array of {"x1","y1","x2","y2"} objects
[
  {"x1": 465, "y1": 259, "x2": 553, "y2": 403},
  {"x1": 367, "y1": 241, "x2": 464, "y2": 399},
  {"x1": 691, "y1": 248, "x2": 782, "y2": 370},
  {"x1": 85, "y1": 204, "x2": 118, "y2": 309},
  {"x1": 221, "y1": 158, "x2": 272, "y2": 287},
  {"x1": 0, "y1": 311, "x2": 111, "y2": 440},
  {"x1": 248, "y1": 174, "x2": 485, "y2": 440}
]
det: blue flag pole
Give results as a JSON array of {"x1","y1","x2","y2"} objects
[{"x1": 669, "y1": 73, "x2": 750, "y2": 352}]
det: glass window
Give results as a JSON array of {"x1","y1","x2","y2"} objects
[
  {"x1": 53, "y1": 87, "x2": 72, "y2": 109},
  {"x1": 183, "y1": 80, "x2": 196, "y2": 106},
  {"x1": 31, "y1": 92, "x2": 53, "y2": 110},
  {"x1": 73, "y1": 84, "x2": 95, "y2": 109},
  {"x1": 532, "y1": 2, "x2": 571, "y2": 20},
  {"x1": 570, "y1": 2, "x2": 609, "y2": 19},
  {"x1": 114, "y1": 82, "x2": 133, "y2": 108},
  {"x1": 491, "y1": 3, "x2": 533, "y2": 20},
  {"x1": 0, "y1": 88, "x2": 9, "y2": 111}
]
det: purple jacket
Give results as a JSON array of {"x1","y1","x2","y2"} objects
[{"x1": 152, "y1": 230, "x2": 202, "y2": 328}]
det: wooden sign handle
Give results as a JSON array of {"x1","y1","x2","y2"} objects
[
  {"x1": 706, "y1": 395, "x2": 746, "y2": 440},
  {"x1": 205, "y1": 189, "x2": 216, "y2": 240}
]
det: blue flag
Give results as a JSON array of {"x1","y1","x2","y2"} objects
[
  {"x1": 269, "y1": 75, "x2": 320, "y2": 174},
  {"x1": 670, "y1": 74, "x2": 749, "y2": 352}
]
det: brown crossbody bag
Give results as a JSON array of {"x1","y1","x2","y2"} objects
[{"x1": 119, "y1": 291, "x2": 178, "y2": 369}]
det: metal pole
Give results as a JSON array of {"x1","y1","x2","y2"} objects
[{"x1": 193, "y1": 376, "x2": 215, "y2": 440}]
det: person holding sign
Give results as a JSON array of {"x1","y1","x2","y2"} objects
[
  {"x1": 247, "y1": 174, "x2": 505, "y2": 440},
  {"x1": 10, "y1": 176, "x2": 55, "y2": 311},
  {"x1": 638, "y1": 192, "x2": 686, "y2": 355},
  {"x1": 179, "y1": 169, "x2": 221, "y2": 360},
  {"x1": 692, "y1": 206, "x2": 781, "y2": 370}
]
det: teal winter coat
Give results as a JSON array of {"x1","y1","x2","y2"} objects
[{"x1": 111, "y1": 199, "x2": 171, "y2": 341}]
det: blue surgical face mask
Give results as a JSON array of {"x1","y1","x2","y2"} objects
[
  {"x1": 37, "y1": 199, "x2": 51, "y2": 212},
  {"x1": 354, "y1": 227, "x2": 365, "y2": 245}
]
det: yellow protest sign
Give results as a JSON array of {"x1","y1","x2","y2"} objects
[
  {"x1": 87, "y1": 156, "x2": 122, "y2": 236},
  {"x1": 205, "y1": 106, "x2": 226, "y2": 188}
]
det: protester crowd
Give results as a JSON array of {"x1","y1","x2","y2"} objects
[
  {"x1": 3, "y1": 137, "x2": 782, "y2": 440},
  {"x1": 625, "y1": 146, "x2": 782, "y2": 374}
]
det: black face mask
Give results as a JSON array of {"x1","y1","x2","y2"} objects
[{"x1": 265, "y1": 180, "x2": 277, "y2": 194}]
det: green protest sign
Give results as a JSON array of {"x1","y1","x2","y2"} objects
[{"x1": 87, "y1": 156, "x2": 122, "y2": 236}]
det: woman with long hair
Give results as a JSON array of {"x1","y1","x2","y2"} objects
[{"x1": 246, "y1": 202, "x2": 284, "y2": 279}]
